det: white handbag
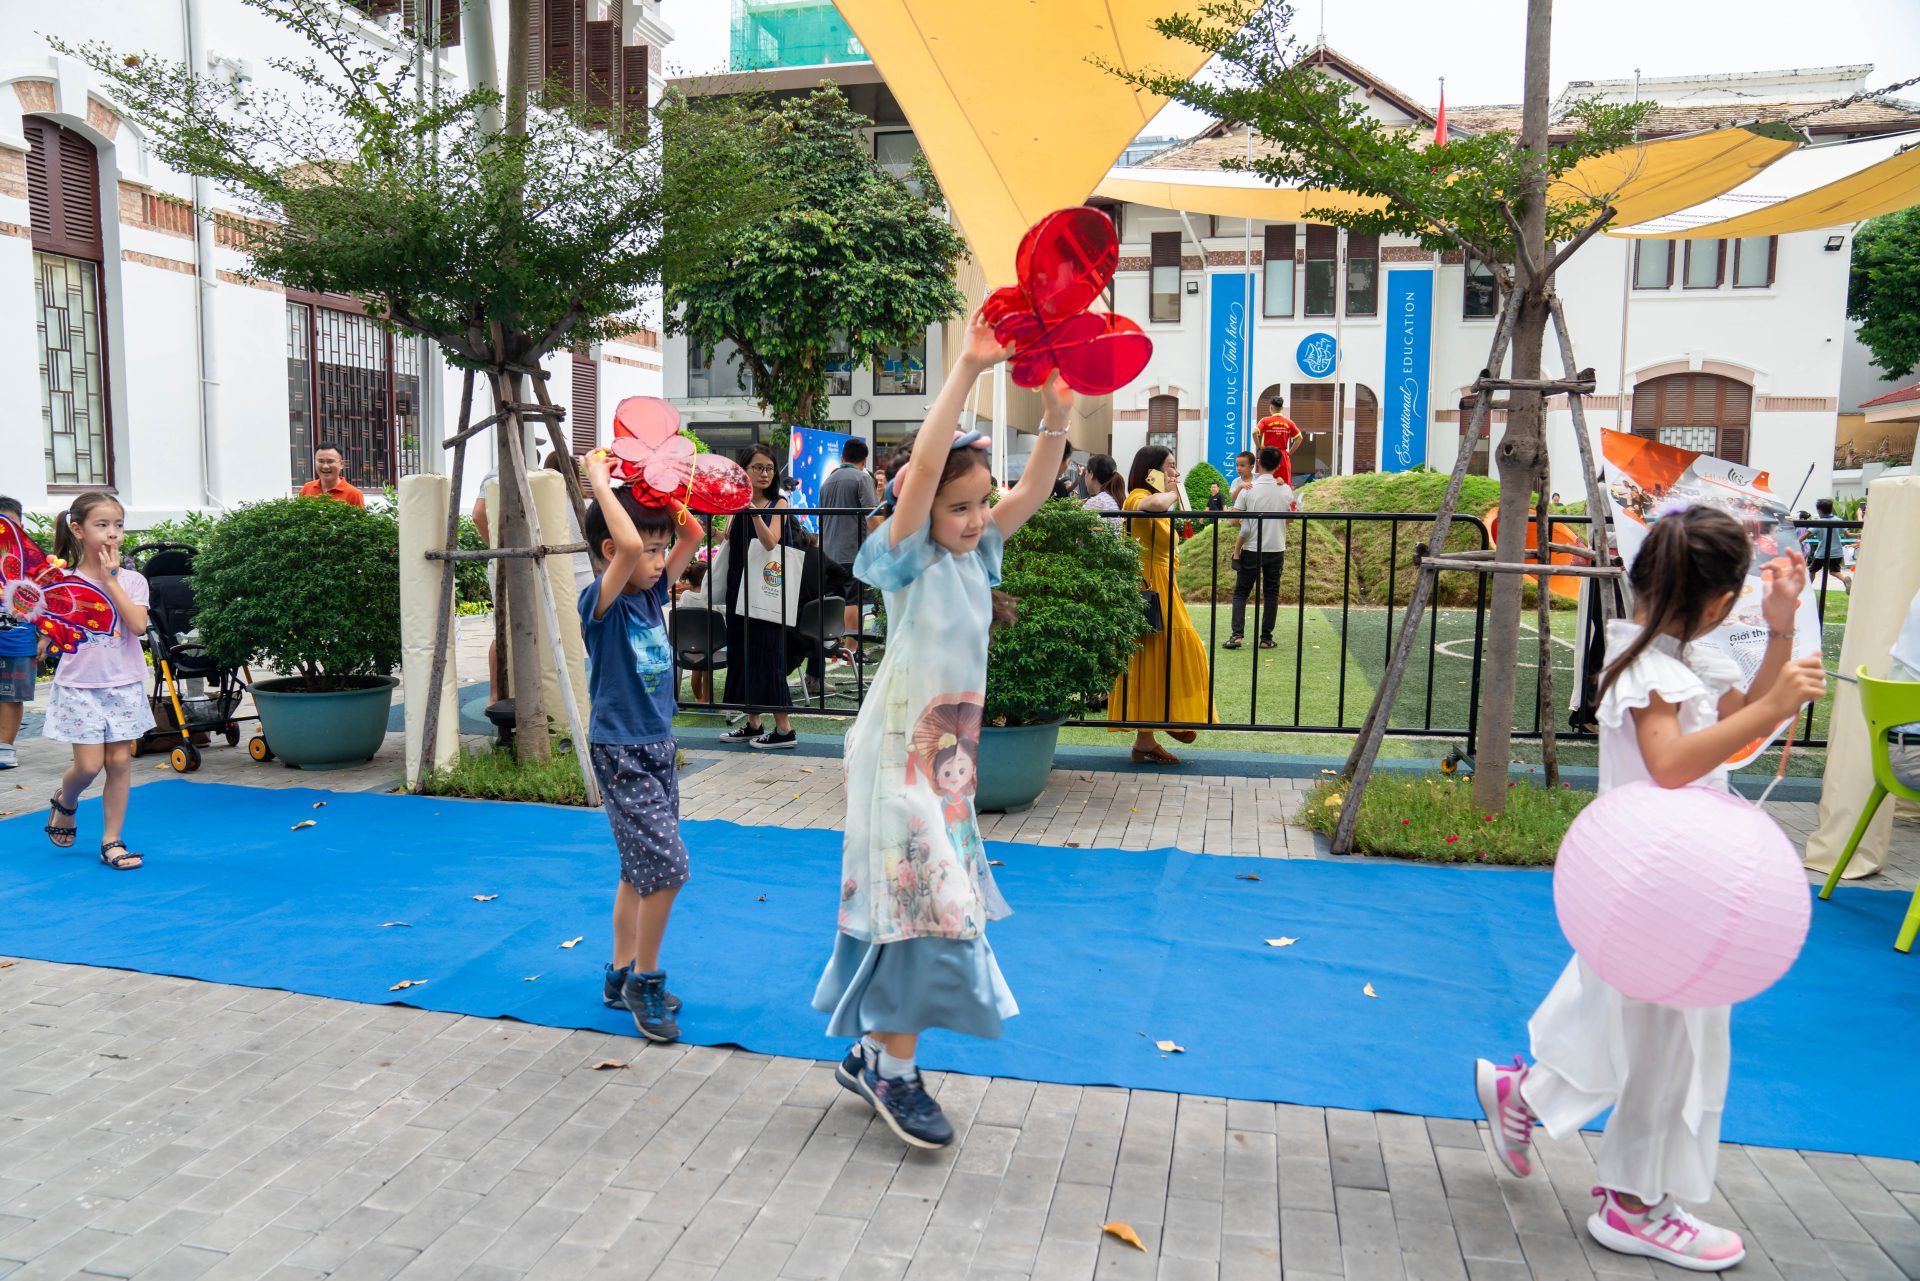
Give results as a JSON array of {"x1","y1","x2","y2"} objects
[{"x1": 733, "y1": 543, "x2": 807, "y2": 625}]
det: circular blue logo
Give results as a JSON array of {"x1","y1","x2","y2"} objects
[{"x1": 1296, "y1": 332, "x2": 1338, "y2": 378}]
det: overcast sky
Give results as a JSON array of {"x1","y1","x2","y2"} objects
[{"x1": 659, "y1": 0, "x2": 1920, "y2": 138}]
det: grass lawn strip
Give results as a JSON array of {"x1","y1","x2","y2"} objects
[{"x1": 1298, "y1": 773, "x2": 1593, "y2": 866}]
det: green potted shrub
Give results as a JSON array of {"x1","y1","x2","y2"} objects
[
  {"x1": 979, "y1": 498, "x2": 1148, "y2": 812},
  {"x1": 193, "y1": 499, "x2": 403, "y2": 769}
]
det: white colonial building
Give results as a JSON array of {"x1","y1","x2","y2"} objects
[
  {"x1": 667, "y1": 48, "x2": 1917, "y2": 506},
  {"x1": 0, "y1": 0, "x2": 673, "y2": 525},
  {"x1": 1104, "y1": 53, "x2": 1917, "y2": 500}
]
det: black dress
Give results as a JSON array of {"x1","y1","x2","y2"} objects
[{"x1": 722, "y1": 504, "x2": 792, "y2": 710}]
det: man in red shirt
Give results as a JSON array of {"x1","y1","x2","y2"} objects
[
  {"x1": 1254, "y1": 396, "x2": 1302, "y2": 486},
  {"x1": 299, "y1": 444, "x2": 366, "y2": 507}
]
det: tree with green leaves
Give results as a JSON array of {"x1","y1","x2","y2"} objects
[
  {"x1": 1849, "y1": 207, "x2": 1920, "y2": 381},
  {"x1": 1110, "y1": 0, "x2": 1654, "y2": 822},
  {"x1": 662, "y1": 85, "x2": 968, "y2": 431},
  {"x1": 56, "y1": 0, "x2": 774, "y2": 767}
]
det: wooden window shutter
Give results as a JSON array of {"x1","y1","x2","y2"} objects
[
  {"x1": 1718, "y1": 425, "x2": 1748, "y2": 465},
  {"x1": 1150, "y1": 231, "x2": 1181, "y2": 268},
  {"x1": 24, "y1": 118, "x2": 51, "y2": 241},
  {"x1": 1630, "y1": 381, "x2": 1658, "y2": 439},
  {"x1": 543, "y1": 0, "x2": 580, "y2": 103},
  {"x1": 437, "y1": 1, "x2": 460, "y2": 47},
  {"x1": 526, "y1": 0, "x2": 545, "y2": 93},
  {"x1": 1305, "y1": 224, "x2": 1336, "y2": 259},
  {"x1": 25, "y1": 117, "x2": 103, "y2": 261},
  {"x1": 1351, "y1": 389, "x2": 1379, "y2": 473},
  {"x1": 1346, "y1": 231, "x2": 1378, "y2": 260},
  {"x1": 571, "y1": 350, "x2": 599, "y2": 454},
  {"x1": 584, "y1": 20, "x2": 616, "y2": 112},
  {"x1": 1263, "y1": 224, "x2": 1294, "y2": 262},
  {"x1": 1289, "y1": 383, "x2": 1335, "y2": 434},
  {"x1": 621, "y1": 46, "x2": 650, "y2": 140},
  {"x1": 1148, "y1": 395, "x2": 1178, "y2": 433}
]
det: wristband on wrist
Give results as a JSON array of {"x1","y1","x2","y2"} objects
[{"x1": 1766, "y1": 628, "x2": 1794, "y2": 640}]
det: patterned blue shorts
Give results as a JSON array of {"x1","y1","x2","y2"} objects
[{"x1": 589, "y1": 740, "x2": 690, "y2": 895}]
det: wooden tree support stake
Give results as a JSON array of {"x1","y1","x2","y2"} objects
[
  {"x1": 414, "y1": 368, "x2": 477, "y2": 792},
  {"x1": 1333, "y1": 285, "x2": 1627, "y2": 853}
]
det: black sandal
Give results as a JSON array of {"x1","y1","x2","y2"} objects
[
  {"x1": 99, "y1": 840, "x2": 143, "y2": 871},
  {"x1": 44, "y1": 795, "x2": 76, "y2": 848}
]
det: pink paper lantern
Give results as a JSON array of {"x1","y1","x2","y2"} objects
[{"x1": 1553, "y1": 782, "x2": 1810, "y2": 1007}]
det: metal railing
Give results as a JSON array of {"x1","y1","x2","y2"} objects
[{"x1": 668, "y1": 503, "x2": 1861, "y2": 754}]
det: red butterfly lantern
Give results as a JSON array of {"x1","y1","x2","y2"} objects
[
  {"x1": 982, "y1": 207, "x2": 1153, "y2": 396},
  {"x1": 0, "y1": 514, "x2": 119, "y2": 655},
  {"x1": 604, "y1": 397, "x2": 752, "y2": 515}
]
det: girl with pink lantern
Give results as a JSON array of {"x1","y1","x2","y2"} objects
[{"x1": 1473, "y1": 505, "x2": 1827, "y2": 1273}]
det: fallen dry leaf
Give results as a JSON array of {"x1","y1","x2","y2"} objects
[
  {"x1": 1065, "y1": 841, "x2": 1081, "y2": 847},
  {"x1": 589, "y1": 1059, "x2": 628, "y2": 1071},
  {"x1": 559, "y1": 936, "x2": 583, "y2": 949},
  {"x1": 388, "y1": 979, "x2": 428, "y2": 991},
  {"x1": 472, "y1": 894, "x2": 498, "y2": 902},
  {"x1": 1265, "y1": 937, "x2": 1297, "y2": 948},
  {"x1": 1363, "y1": 983, "x2": 1379, "y2": 998},
  {"x1": 312, "y1": 801, "x2": 327, "y2": 809},
  {"x1": 290, "y1": 820, "x2": 316, "y2": 831},
  {"x1": 1235, "y1": 873, "x2": 1261, "y2": 882},
  {"x1": 755, "y1": 895, "x2": 767, "y2": 902},
  {"x1": 1325, "y1": 794, "x2": 1343, "y2": 808},
  {"x1": 1102, "y1": 1222, "x2": 1147, "y2": 1252},
  {"x1": 0, "y1": 960, "x2": 15, "y2": 969},
  {"x1": 379, "y1": 922, "x2": 412, "y2": 929},
  {"x1": 1154, "y1": 1040, "x2": 1185, "y2": 1054},
  {"x1": 523, "y1": 974, "x2": 540, "y2": 982},
  {"x1": 987, "y1": 860, "x2": 1005, "y2": 867},
  {"x1": 800, "y1": 767, "x2": 814, "y2": 774}
]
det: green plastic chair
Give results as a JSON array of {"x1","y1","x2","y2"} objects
[{"x1": 1818, "y1": 666, "x2": 1920, "y2": 953}]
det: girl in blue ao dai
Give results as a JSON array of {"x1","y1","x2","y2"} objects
[{"x1": 814, "y1": 319, "x2": 1073, "y2": 1149}]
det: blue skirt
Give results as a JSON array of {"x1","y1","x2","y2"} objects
[{"x1": 812, "y1": 931, "x2": 1019, "y2": 1040}]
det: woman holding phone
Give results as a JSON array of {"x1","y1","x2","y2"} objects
[{"x1": 1110, "y1": 446, "x2": 1214, "y2": 764}]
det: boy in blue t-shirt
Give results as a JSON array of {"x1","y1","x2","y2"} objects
[{"x1": 579, "y1": 453, "x2": 705, "y2": 1043}]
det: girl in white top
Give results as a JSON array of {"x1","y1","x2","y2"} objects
[{"x1": 1475, "y1": 505, "x2": 1826, "y2": 1273}]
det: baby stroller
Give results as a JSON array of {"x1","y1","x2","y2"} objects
[{"x1": 129, "y1": 541, "x2": 263, "y2": 772}]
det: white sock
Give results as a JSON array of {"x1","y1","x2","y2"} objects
[
  {"x1": 878, "y1": 1048, "x2": 915, "y2": 1079},
  {"x1": 860, "y1": 1035, "x2": 884, "y2": 1066}
]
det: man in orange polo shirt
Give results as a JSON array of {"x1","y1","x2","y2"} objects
[
  {"x1": 1254, "y1": 395, "x2": 1302, "y2": 486},
  {"x1": 299, "y1": 444, "x2": 366, "y2": 507}
]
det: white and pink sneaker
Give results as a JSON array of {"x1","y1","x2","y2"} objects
[
  {"x1": 1587, "y1": 1189, "x2": 1747, "y2": 1272},
  {"x1": 1474, "y1": 1056, "x2": 1535, "y2": 1177}
]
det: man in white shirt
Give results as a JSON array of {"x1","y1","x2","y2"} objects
[
  {"x1": 1889, "y1": 584, "x2": 1920, "y2": 790},
  {"x1": 1225, "y1": 446, "x2": 1295, "y2": 650}
]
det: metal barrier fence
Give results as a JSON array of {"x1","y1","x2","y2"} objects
[{"x1": 667, "y1": 502, "x2": 1861, "y2": 754}]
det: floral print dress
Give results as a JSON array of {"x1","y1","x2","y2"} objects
[{"x1": 811, "y1": 520, "x2": 1018, "y2": 1041}]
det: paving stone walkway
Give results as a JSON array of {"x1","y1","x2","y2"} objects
[{"x1": 4, "y1": 618, "x2": 1919, "y2": 1278}]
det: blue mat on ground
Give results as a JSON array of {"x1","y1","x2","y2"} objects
[{"x1": 2, "y1": 782, "x2": 1915, "y2": 1160}]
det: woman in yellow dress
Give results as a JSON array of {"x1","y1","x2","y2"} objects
[{"x1": 1111, "y1": 446, "x2": 1215, "y2": 763}]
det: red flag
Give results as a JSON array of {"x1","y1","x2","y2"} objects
[{"x1": 1435, "y1": 84, "x2": 1449, "y2": 148}]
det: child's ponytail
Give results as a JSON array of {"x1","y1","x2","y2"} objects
[
  {"x1": 1599, "y1": 505, "x2": 1751, "y2": 697},
  {"x1": 50, "y1": 492, "x2": 122, "y2": 568}
]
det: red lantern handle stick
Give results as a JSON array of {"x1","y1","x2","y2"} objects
[{"x1": 1754, "y1": 725, "x2": 1795, "y2": 808}]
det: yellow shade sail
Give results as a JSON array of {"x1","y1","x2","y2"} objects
[
  {"x1": 831, "y1": 0, "x2": 1211, "y2": 283},
  {"x1": 1093, "y1": 128, "x2": 1798, "y2": 230},
  {"x1": 1095, "y1": 168, "x2": 1388, "y2": 221},
  {"x1": 1609, "y1": 132, "x2": 1920, "y2": 238},
  {"x1": 1554, "y1": 128, "x2": 1798, "y2": 229}
]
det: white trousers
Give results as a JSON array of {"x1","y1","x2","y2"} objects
[{"x1": 1521, "y1": 957, "x2": 1731, "y2": 1205}]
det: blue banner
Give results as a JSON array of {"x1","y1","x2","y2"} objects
[
  {"x1": 1206, "y1": 272, "x2": 1255, "y2": 476},
  {"x1": 1382, "y1": 269, "x2": 1433, "y2": 472}
]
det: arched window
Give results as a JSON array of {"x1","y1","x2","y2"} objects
[
  {"x1": 1351, "y1": 385, "x2": 1379, "y2": 473},
  {"x1": 1147, "y1": 394, "x2": 1178, "y2": 451},
  {"x1": 25, "y1": 116, "x2": 111, "y2": 488},
  {"x1": 1631, "y1": 373, "x2": 1752, "y2": 465}
]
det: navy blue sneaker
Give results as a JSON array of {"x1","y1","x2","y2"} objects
[
  {"x1": 867, "y1": 1068, "x2": 953, "y2": 1149},
  {"x1": 604, "y1": 963, "x2": 680, "y2": 1013},
  {"x1": 834, "y1": 1043, "x2": 875, "y2": 1106},
  {"x1": 620, "y1": 969, "x2": 680, "y2": 1044}
]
